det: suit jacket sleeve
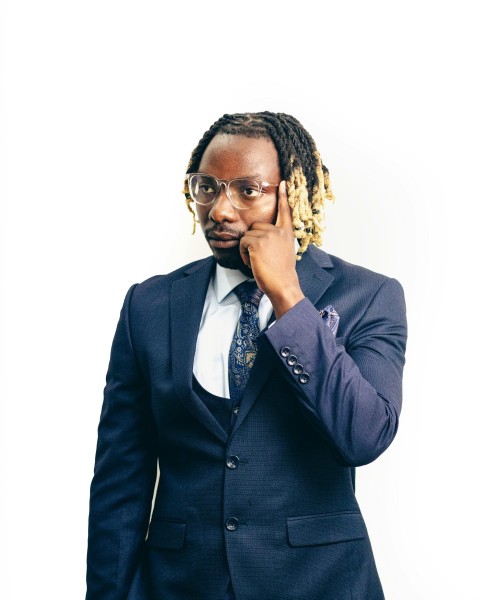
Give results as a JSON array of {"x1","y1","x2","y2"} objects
[
  {"x1": 86, "y1": 284, "x2": 158, "y2": 599},
  {"x1": 262, "y1": 276, "x2": 407, "y2": 466}
]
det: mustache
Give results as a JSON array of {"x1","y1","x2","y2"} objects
[{"x1": 204, "y1": 225, "x2": 243, "y2": 239}]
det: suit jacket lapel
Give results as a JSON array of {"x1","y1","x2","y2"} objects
[
  {"x1": 170, "y1": 257, "x2": 229, "y2": 444},
  {"x1": 231, "y1": 246, "x2": 335, "y2": 436},
  {"x1": 296, "y1": 245, "x2": 334, "y2": 308}
]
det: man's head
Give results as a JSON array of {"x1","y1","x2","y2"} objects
[{"x1": 184, "y1": 112, "x2": 334, "y2": 269}]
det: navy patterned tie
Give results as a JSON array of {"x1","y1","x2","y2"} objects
[{"x1": 228, "y1": 281, "x2": 264, "y2": 404}]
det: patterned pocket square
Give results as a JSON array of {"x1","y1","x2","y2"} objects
[{"x1": 319, "y1": 305, "x2": 340, "y2": 336}]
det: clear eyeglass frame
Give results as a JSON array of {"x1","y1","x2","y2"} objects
[{"x1": 185, "y1": 172, "x2": 279, "y2": 210}]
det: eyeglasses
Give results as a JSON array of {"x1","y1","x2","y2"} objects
[{"x1": 185, "y1": 173, "x2": 279, "y2": 210}]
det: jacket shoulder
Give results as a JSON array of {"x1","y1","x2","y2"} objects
[
  {"x1": 132, "y1": 256, "x2": 213, "y2": 294},
  {"x1": 316, "y1": 247, "x2": 403, "y2": 291}
]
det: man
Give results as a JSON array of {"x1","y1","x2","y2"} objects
[{"x1": 86, "y1": 112, "x2": 407, "y2": 600}]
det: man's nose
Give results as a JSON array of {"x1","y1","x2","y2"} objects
[{"x1": 208, "y1": 184, "x2": 237, "y2": 223}]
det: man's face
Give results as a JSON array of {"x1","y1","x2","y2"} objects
[{"x1": 196, "y1": 134, "x2": 281, "y2": 271}]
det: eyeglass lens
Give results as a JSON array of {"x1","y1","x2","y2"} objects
[{"x1": 189, "y1": 174, "x2": 263, "y2": 209}]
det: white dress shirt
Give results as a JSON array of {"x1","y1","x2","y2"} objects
[{"x1": 193, "y1": 265, "x2": 274, "y2": 398}]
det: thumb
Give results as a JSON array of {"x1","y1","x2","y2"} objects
[{"x1": 275, "y1": 181, "x2": 292, "y2": 230}]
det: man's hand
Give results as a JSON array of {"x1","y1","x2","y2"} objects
[{"x1": 239, "y1": 181, "x2": 305, "y2": 319}]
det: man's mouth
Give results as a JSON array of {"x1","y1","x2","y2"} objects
[
  {"x1": 207, "y1": 234, "x2": 240, "y2": 249},
  {"x1": 206, "y1": 229, "x2": 241, "y2": 249}
]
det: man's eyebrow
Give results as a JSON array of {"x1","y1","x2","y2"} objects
[
  {"x1": 202, "y1": 173, "x2": 273, "y2": 182},
  {"x1": 200, "y1": 172, "x2": 265, "y2": 179},
  {"x1": 238, "y1": 174, "x2": 269, "y2": 180}
]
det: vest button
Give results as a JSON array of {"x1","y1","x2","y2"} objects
[
  {"x1": 233, "y1": 406, "x2": 240, "y2": 416},
  {"x1": 226, "y1": 456, "x2": 239, "y2": 469},
  {"x1": 225, "y1": 517, "x2": 239, "y2": 531}
]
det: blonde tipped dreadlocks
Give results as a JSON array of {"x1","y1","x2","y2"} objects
[{"x1": 183, "y1": 112, "x2": 334, "y2": 260}]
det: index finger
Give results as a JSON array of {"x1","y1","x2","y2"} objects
[{"x1": 274, "y1": 180, "x2": 293, "y2": 230}]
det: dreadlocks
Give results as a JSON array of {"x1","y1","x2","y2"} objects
[{"x1": 183, "y1": 112, "x2": 334, "y2": 260}]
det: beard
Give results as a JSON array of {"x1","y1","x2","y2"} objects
[
  {"x1": 214, "y1": 251, "x2": 252, "y2": 276},
  {"x1": 204, "y1": 224, "x2": 253, "y2": 276}
]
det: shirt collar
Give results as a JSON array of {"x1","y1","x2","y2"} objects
[{"x1": 213, "y1": 264, "x2": 254, "y2": 304}]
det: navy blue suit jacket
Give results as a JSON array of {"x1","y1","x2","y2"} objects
[{"x1": 86, "y1": 246, "x2": 407, "y2": 600}]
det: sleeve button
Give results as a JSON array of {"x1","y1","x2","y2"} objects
[
  {"x1": 280, "y1": 346, "x2": 291, "y2": 357},
  {"x1": 299, "y1": 373, "x2": 310, "y2": 384},
  {"x1": 286, "y1": 355, "x2": 298, "y2": 366},
  {"x1": 292, "y1": 364, "x2": 304, "y2": 375}
]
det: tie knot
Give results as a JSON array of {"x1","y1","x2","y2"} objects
[{"x1": 233, "y1": 281, "x2": 264, "y2": 308}]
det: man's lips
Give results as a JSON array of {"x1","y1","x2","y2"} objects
[{"x1": 206, "y1": 230, "x2": 242, "y2": 249}]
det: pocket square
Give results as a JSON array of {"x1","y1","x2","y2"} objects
[{"x1": 319, "y1": 305, "x2": 339, "y2": 336}]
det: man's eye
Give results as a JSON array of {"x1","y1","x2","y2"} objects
[
  {"x1": 199, "y1": 184, "x2": 216, "y2": 194},
  {"x1": 240, "y1": 185, "x2": 261, "y2": 198}
]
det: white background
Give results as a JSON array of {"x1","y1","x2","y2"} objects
[{"x1": 2, "y1": 1, "x2": 479, "y2": 598}]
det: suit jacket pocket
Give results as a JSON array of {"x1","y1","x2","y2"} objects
[
  {"x1": 287, "y1": 511, "x2": 367, "y2": 547},
  {"x1": 146, "y1": 519, "x2": 186, "y2": 550}
]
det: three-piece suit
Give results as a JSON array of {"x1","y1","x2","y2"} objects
[{"x1": 86, "y1": 245, "x2": 407, "y2": 600}]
